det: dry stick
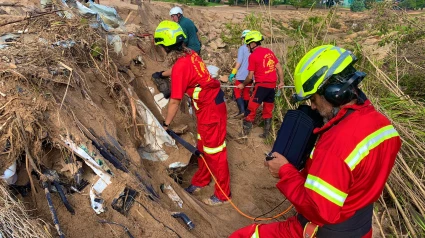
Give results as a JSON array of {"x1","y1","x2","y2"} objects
[
  {"x1": 395, "y1": 42, "x2": 399, "y2": 87},
  {"x1": 25, "y1": 154, "x2": 38, "y2": 206},
  {"x1": 373, "y1": 210, "x2": 386, "y2": 238},
  {"x1": 58, "y1": 61, "x2": 73, "y2": 110},
  {"x1": 124, "y1": 11, "x2": 133, "y2": 25},
  {"x1": 385, "y1": 183, "x2": 417, "y2": 237},
  {"x1": 379, "y1": 195, "x2": 400, "y2": 238},
  {"x1": 403, "y1": 56, "x2": 425, "y2": 70},
  {"x1": 0, "y1": 97, "x2": 17, "y2": 111},
  {"x1": 0, "y1": 10, "x2": 63, "y2": 27}
]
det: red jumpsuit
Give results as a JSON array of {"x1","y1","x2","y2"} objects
[
  {"x1": 231, "y1": 100, "x2": 401, "y2": 237},
  {"x1": 245, "y1": 47, "x2": 279, "y2": 122},
  {"x1": 171, "y1": 51, "x2": 231, "y2": 201}
]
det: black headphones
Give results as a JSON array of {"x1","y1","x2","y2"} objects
[{"x1": 322, "y1": 71, "x2": 366, "y2": 106}]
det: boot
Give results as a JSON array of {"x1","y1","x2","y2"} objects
[
  {"x1": 232, "y1": 98, "x2": 245, "y2": 119},
  {"x1": 241, "y1": 120, "x2": 253, "y2": 136},
  {"x1": 259, "y1": 118, "x2": 272, "y2": 138}
]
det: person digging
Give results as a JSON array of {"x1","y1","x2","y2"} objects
[
  {"x1": 237, "y1": 31, "x2": 284, "y2": 138},
  {"x1": 152, "y1": 20, "x2": 231, "y2": 206},
  {"x1": 230, "y1": 45, "x2": 401, "y2": 238}
]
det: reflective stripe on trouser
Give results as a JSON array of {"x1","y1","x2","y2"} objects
[
  {"x1": 245, "y1": 86, "x2": 275, "y2": 122},
  {"x1": 229, "y1": 216, "x2": 304, "y2": 238},
  {"x1": 192, "y1": 86, "x2": 202, "y2": 110},
  {"x1": 234, "y1": 80, "x2": 252, "y2": 100},
  {"x1": 191, "y1": 102, "x2": 231, "y2": 200}
]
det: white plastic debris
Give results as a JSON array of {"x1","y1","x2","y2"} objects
[
  {"x1": 131, "y1": 88, "x2": 176, "y2": 162},
  {"x1": 0, "y1": 161, "x2": 17, "y2": 185},
  {"x1": 161, "y1": 184, "x2": 183, "y2": 208},
  {"x1": 107, "y1": 35, "x2": 122, "y2": 54},
  {"x1": 0, "y1": 33, "x2": 20, "y2": 49},
  {"x1": 168, "y1": 162, "x2": 188, "y2": 169},
  {"x1": 207, "y1": 65, "x2": 220, "y2": 79},
  {"x1": 61, "y1": 136, "x2": 112, "y2": 214},
  {"x1": 154, "y1": 93, "x2": 169, "y2": 110}
]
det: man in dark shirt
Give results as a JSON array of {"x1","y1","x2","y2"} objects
[{"x1": 169, "y1": 6, "x2": 202, "y2": 55}]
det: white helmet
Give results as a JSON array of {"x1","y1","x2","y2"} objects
[
  {"x1": 241, "y1": 30, "x2": 251, "y2": 38},
  {"x1": 170, "y1": 7, "x2": 183, "y2": 16}
]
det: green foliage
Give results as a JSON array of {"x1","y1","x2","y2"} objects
[
  {"x1": 220, "y1": 13, "x2": 264, "y2": 45},
  {"x1": 417, "y1": 0, "x2": 425, "y2": 9},
  {"x1": 399, "y1": 0, "x2": 416, "y2": 9},
  {"x1": 193, "y1": 0, "x2": 208, "y2": 5},
  {"x1": 364, "y1": 0, "x2": 375, "y2": 9},
  {"x1": 350, "y1": 0, "x2": 365, "y2": 12},
  {"x1": 289, "y1": 0, "x2": 316, "y2": 9}
]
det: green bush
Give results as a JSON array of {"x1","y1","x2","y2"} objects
[
  {"x1": 417, "y1": 0, "x2": 425, "y2": 9},
  {"x1": 399, "y1": 0, "x2": 416, "y2": 9},
  {"x1": 364, "y1": 0, "x2": 375, "y2": 9},
  {"x1": 350, "y1": 0, "x2": 365, "y2": 12},
  {"x1": 289, "y1": 0, "x2": 315, "y2": 9},
  {"x1": 193, "y1": 0, "x2": 208, "y2": 5}
]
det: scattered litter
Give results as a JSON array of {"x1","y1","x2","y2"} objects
[
  {"x1": 42, "y1": 169, "x2": 75, "y2": 215},
  {"x1": 52, "y1": 39, "x2": 76, "y2": 48},
  {"x1": 171, "y1": 212, "x2": 195, "y2": 230},
  {"x1": 71, "y1": 0, "x2": 126, "y2": 32},
  {"x1": 0, "y1": 33, "x2": 20, "y2": 49},
  {"x1": 132, "y1": 55, "x2": 145, "y2": 66},
  {"x1": 135, "y1": 172, "x2": 159, "y2": 201},
  {"x1": 107, "y1": 34, "x2": 122, "y2": 54},
  {"x1": 111, "y1": 187, "x2": 138, "y2": 215},
  {"x1": 207, "y1": 65, "x2": 220, "y2": 79},
  {"x1": 160, "y1": 184, "x2": 183, "y2": 208},
  {"x1": 168, "y1": 162, "x2": 188, "y2": 169},
  {"x1": 0, "y1": 161, "x2": 17, "y2": 185},
  {"x1": 148, "y1": 86, "x2": 155, "y2": 94},
  {"x1": 154, "y1": 93, "x2": 169, "y2": 110},
  {"x1": 62, "y1": 136, "x2": 113, "y2": 214},
  {"x1": 134, "y1": 93, "x2": 176, "y2": 162},
  {"x1": 98, "y1": 220, "x2": 134, "y2": 238}
]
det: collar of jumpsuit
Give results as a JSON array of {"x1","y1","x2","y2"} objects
[{"x1": 313, "y1": 99, "x2": 372, "y2": 135}]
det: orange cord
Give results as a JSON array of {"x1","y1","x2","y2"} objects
[{"x1": 199, "y1": 154, "x2": 294, "y2": 221}]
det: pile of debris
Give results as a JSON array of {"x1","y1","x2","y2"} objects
[{"x1": 0, "y1": 1, "x2": 194, "y2": 237}]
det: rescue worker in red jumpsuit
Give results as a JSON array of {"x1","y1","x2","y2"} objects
[
  {"x1": 153, "y1": 20, "x2": 231, "y2": 206},
  {"x1": 237, "y1": 31, "x2": 284, "y2": 138},
  {"x1": 230, "y1": 45, "x2": 401, "y2": 237}
]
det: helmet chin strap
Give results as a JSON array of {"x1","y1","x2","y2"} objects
[{"x1": 249, "y1": 44, "x2": 259, "y2": 53}]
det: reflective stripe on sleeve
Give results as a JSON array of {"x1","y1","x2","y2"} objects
[
  {"x1": 197, "y1": 134, "x2": 201, "y2": 140},
  {"x1": 193, "y1": 87, "x2": 202, "y2": 100},
  {"x1": 310, "y1": 147, "x2": 315, "y2": 160},
  {"x1": 250, "y1": 225, "x2": 260, "y2": 238},
  {"x1": 305, "y1": 174, "x2": 348, "y2": 207},
  {"x1": 203, "y1": 141, "x2": 226, "y2": 155},
  {"x1": 344, "y1": 125, "x2": 399, "y2": 171}
]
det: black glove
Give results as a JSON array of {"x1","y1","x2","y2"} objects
[
  {"x1": 152, "y1": 71, "x2": 165, "y2": 79},
  {"x1": 152, "y1": 76, "x2": 171, "y2": 99}
]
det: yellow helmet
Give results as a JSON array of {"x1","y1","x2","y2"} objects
[
  {"x1": 154, "y1": 20, "x2": 186, "y2": 47},
  {"x1": 245, "y1": 31, "x2": 263, "y2": 44},
  {"x1": 292, "y1": 45, "x2": 358, "y2": 102}
]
